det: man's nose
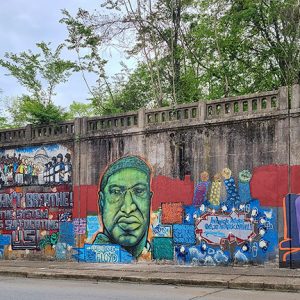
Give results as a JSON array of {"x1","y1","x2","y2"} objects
[{"x1": 121, "y1": 190, "x2": 137, "y2": 214}]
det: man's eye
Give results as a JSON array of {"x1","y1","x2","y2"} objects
[
  {"x1": 110, "y1": 188, "x2": 122, "y2": 195},
  {"x1": 133, "y1": 187, "x2": 146, "y2": 195}
]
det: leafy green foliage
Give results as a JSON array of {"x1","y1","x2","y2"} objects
[
  {"x1": 0, "y1": 42, "x2": 78, "y2": 104},
  {"x1": 185, "y1": 0, "x2": 300, "y2": 99},
  {"x1": 67, "y1": 101, "x2": 96, "y2": 118},
  {"x1": 0, "y1": 116, "x2": 11, "y2": 129},
  {"x1": 93, "y1": 64, "x2": 159, "y2": 115},
  {"x1": 60, "y1": 9, "x2": 111, "y2": 106},
  {"x1": 6, "y1": 95, "x2": 68, "y2": 126},
  {"x1": 0, "y1": 42, "x2": 78, "y2": 126}
]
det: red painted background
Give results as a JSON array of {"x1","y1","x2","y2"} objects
[
  {"x1": 251, "y1": 165, "x2": 300, "y2": 207},
  {"x1": 73, "y1": 164, "x2": 300, "y2": 217}
]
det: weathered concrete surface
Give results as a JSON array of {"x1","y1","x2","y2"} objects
[
  {"x1": 79, "y1": 118, "x2": 289, "y2": 184},
  {"x1": 0, "y1": 260, "x2": 299, "y2": 292},
  {"x1": 1, "y1": 277, "x2": 300, "y2": 300}
]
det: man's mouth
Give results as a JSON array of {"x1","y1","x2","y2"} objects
[{"x1": 118, "y1": 216, "x2": 141, "y2": 231}]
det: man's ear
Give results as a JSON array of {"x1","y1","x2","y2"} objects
[{"x1": 99, "y1": 191, "x2": 104, "y2": 210}]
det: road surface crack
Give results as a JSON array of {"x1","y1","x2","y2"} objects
[{"x1": 188, "y1": 288, "x2": 225, "y2": 299}]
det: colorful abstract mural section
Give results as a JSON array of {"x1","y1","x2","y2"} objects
[
  {"x1": 0, "y1": 144, "x2": 75, "y2": 260},
  {"x1": 279, "y1": 194, "x2": 300, "y2": 268},
  {"x1": 73, "y1": 156, "x2": 277, "y2": 265},
  {"x1": 0, "y1": 185, "x2": 75, "y2": 257},
  {"x1": 148, "y1": 201, "x2": 276, "y2": 266},
  {"x1": 0, "y1": 144, "x2": 72, "y2": 187},
  {"x1": 0, "y1": 153, "x2": 286, "y2": 266}
]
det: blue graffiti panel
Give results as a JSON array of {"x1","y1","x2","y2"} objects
[
  {"x1": 59, "y1": 222, "x2": 75, "y2": 246},
  {"x1": 238, "y1": 182, "x2": 252, "y2": 204},
  {"x1": 84, "y1": 244, "x2": 121, "y2": 263},
  {"x1": 0, "y1": 234, "x2": 11, "y2": 246},
  {"x1": 173, "y1": 224, "x2": 196, "y2": 245},
  {"x1": 87, "y1": 215, "x2": 100, "y2": 241},
  {"x1": 152, "y1": 224, "x2": 172, "y2": 237},
  {"x1": 72, "y1": 247, "x2": 85, "y2": 262},
  {"x1": 120, "y1": 249, "x2": 133, "y2": 263},
  {"x1": 175, "y1": 245, "x2": 230, "y2": 265}
]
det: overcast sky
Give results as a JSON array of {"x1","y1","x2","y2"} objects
[{"x1": 0, "y1": 0, "x2": 129, "y2": 108}]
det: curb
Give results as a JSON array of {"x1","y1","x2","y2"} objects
[{"x1": 0, "y1": 270, "x2": 299, "y2": 293}]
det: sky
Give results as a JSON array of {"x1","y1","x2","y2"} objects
[{"x1": 0, "y1": 0, "x2": 130, "y2": 108}]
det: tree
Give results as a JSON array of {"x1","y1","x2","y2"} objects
[
  {"x1": 0, "y1": 90, "x2": 10, "y2": 129},
  {"x1": 185, "y1": 0, "x2": 300, "y2": 99},
  {"x1": 97, "y1": 63, "x2": 161, "y2": 115},
  {"x1": 227, "y1": 0, "x2": 300, "y2": 87},
  {"x1": 0, "y1": 42, "x2": 78, "y2": 125},
  {"x1": 1, "y1": 95, "x2": 68, "y2": 126},
  {"x1": 60, "y1": 9, "x2": 113, "y2": 111},
  {"x1": 67, "y1": 101, "x2": 96, "y2": 118},
  {"x1": 60, "y1": 1, "x2": 195, "y2": 108},
  {"x1": 59, "y1": 0, "x2": 300, "y2": 115}
]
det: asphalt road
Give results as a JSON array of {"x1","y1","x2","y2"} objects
[{"x1": 0, "y1": 276, "x2": 299, "y2": 300}]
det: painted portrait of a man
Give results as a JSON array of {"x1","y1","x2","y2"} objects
[{"x1": 93, "y1": 156, "x2": 153, "y2": 258}]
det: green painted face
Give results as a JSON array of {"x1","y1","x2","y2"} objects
[{"x1": 100, "y1": 168, "x2": 151, "y2": 248}]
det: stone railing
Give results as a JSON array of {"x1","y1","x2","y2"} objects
[
  {"x1": 86, "y1": 111, "x2": 138, "y2": 133},
  {"x1": 31, "y1": 121, "x2": 75, "y2": 140},
  {"x1": 205, "y1": 89, "x2": 282, "y2": 120},
  {"x1": 0, "y1": 85, "x2": 297, "y2": 147},
  {"x1": 0, "y1": 127, "x2": 27, "y2": 143},
  {"x1": 144, "y1": 102, "x2": 200, "y2": 126},
  {"x1": 0, "y1": 121, "x2": 75, "y2": 146}
]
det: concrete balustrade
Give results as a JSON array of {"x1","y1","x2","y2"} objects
[
  {"x1": 31, "y1": 122, "x2": 74, "y2": 140},
  {"x1": 205, "y1": 89, "x2": 280, "y2": 120},
  {"x1": 0, "y1": 128, "x2": 26, "y2": 143},
  {"x1": 0, "y1": 85, "x2": 298, "y2": 147},
  {"x1": 145, "y1": 102, "x2": 199, "y2": 126},
  {"x1": 86, "y1": 112, "x2": 138, "y2": 132}
]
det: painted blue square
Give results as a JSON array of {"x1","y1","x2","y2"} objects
[
  {"x1": 173, "y1": 224, "x2": 196, "y2": 245},
  {"x1": 59, "y1": 222, "x2": 75, "y2": 246},
  {"x1": 84, "y1": 244, "x2": 121, "y2": 263},
  {"x1": 0, "y1": 234, "x2": 11, "y2": 246},
  {"x1": 120, "y1": 249, "x2": 133, "y2": 263},
  {"x1": 72, "y1": 248, "x2": 85, "y2": 262}
]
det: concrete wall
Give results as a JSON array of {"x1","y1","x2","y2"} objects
[{"x1": 0, "y1": 85, "x2": 300, "y2": 268}]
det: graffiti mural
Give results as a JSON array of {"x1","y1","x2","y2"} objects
[
  {"x1": 92, "y1": 156, "x2": 152, "y2": 260},
  {"x1": 0, "y1": 144, "x2": 74, "y2": 258},
  {"x1": 0, "y1": 144, "x2": 72, "y2": 187},
  {"x1": 279, "y1": 194, "x2": 300, "y2": 268},
  {"x1": 0, "y1": 151, "x2": 282, "y2": 266},
  {"x1": 191, "y1": 199, "x2": 276, "y2": 265},
  {"x1": 71, "y1": 158, "x2": 277, "y2": 265},
  {"x1": 0, "y1": 186, "x2": 73, "y2": 250}
]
